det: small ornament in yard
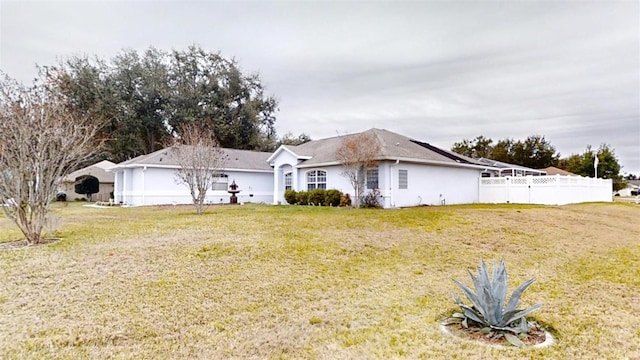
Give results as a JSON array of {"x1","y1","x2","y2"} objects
[
  {"x1": 442, "y1": 259, "x2": 552, "y2": 348},
  {"x1": 228, "y1": 180, "x2": 240, "y2": 205}
]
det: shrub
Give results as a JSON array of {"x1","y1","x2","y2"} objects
[
  {"x1": 361, "y1": 189, "x2": 382, "y2": 208},
  {"x1": 449, "y1": 259, "x2": 542, "y2": 347},
  {"x1": 325, "y1": 189, "x2": 342, "y2": 207},
  {"x1": 284, "y1": 190, "x2": 297, "y2": 205},
  {"x1": 285, "y1": 188, "x2": 343, "y2": 206},
  {"x1": 74, "y1": 175, "x2": 99, "y2": 199},
  {"x1": 295, "y1": 191, "x2": 309, "y2": 205},
  {"x1": 340, "y1": 193, "x2": 352, "y2": 207},
  {"x1": 308, "y1": 188, "x2": 326, "y2": 206}
]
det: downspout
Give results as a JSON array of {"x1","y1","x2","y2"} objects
[
  {"x1": 122, "y1": 169, "x2": 127, "y2": 205},
  {"x1": 273, "y1": 165, "x2": 280, "y2": 205},
  {"x1": 390, "y1": 160, "x2": 400, "y2": 207},
  {"x1": 113, "y1": 170, "x2": 119, "y2": 204},
  {"x1": 142, "y1": 166, "x2": 147, "y2": 205}
]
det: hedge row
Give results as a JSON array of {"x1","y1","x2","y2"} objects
[{"x1": 284, "y1": 189, "x2": 351, "y2": 207}]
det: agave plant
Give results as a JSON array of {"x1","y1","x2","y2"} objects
[{"x1": 451, "y1": 259, "x2": 541, "y2": 337}]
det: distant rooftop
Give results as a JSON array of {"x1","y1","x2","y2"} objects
[
  {"x1": 539, "y1": 166, "x2": 577, "y2": 176},
  {"x1": 63, "y1": 160, "x2": 116, "y2": 183},
  {"x1": 477, "y1": 158, "x2": 546, "y2": 176}
]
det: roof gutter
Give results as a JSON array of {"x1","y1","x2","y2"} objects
[
  {"x1": 106, "y1": 164, "x2": 273, "y2": 173},
  {"x1": 295, "y1": 157, "x2": 499, "y2": 171}
]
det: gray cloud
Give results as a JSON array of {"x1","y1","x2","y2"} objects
[{"x1": 1, "y1": 1, "x2": 638, "y2": 173}]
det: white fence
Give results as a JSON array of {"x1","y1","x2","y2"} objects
[{"x1": 479, "y1": 175, "x2": 612, "y2": 205}]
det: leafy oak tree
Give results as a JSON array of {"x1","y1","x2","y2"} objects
[
  {"x1": 451, "y1": 135, "x2": 494, "y2": 159},
  {"x1": 276, "y1": 132, "x2": 312, "y2": 147},
  {"x1": 47, "y1": 45, "x2": 278, "y2": 162},
  {"x1": 452, "y1": 135, "x2": 559, "y2": 169},
  {"x1": 513, "y1": 135, "x2": 559, "y2": 169}
]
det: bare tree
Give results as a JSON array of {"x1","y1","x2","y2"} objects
[
  {"x1": 335, "y1": 132, "x2": 381, "y2": 208},
  {"x1": 0, "y1": 73, "x2": 100, "y2": 245},
  {"x1": 168, "y1": 125, "x2": 227, "y2": 215}
]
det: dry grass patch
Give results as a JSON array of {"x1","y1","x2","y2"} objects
[{"x1": 1, "y1": 202, "x2": 639, "y2": 359}]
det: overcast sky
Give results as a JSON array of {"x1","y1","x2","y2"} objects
[{"x1": 1, "y1": 1, "x2": 639, "y2": 174}]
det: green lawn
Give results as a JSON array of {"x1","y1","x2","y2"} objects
[{"x1": 1, "y1": 202, "x2": 639, "y2": 359}]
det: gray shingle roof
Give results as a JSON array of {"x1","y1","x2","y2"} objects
[
  {"x1": 111, "y1": 146, "x2": 273, "y2": 172},
  {"x1": 284, "y1": 128, "x2": 483, "y2": 167},
  {"x1": 539, "y1": 166, "x2": 575, "y2": 176}
]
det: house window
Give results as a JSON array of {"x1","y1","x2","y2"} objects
[
  {"x1": 307, "y1": 170, "x2": 326, "y2": 190},
  {"x1": 212, "y1": 174, "x2": 229, "y2": 190},
  {"x1": 284, "y1": 172, "x2": 292, "y2": 190},
  {"x1": 399, "y1": 169, "x2": 408, "y2": 189},
  {"x1": 366, "y1": 166, "x2": 379, "y2": 189}
]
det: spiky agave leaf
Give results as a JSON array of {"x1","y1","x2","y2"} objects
[
  {"x1": 500, "y1": 304, "x2": 542, "y2": 327},
  {"x1": 457, "y1": 304, "x2": 487, "y2": 325},
  {"x1": 452, "y1": 293, "x2": 460, "y2": 304},
  {"x1": 452, "y1": 293, "x2": 487, "y2": 326},
  {"x1": 476, "y1": 261, "x2": 492, "y2": 308},
  {"x1": 466, "y1": 263, "x2": 495, "y2": 322},
  {"x1": 451, "y1": 312, "x2": 466, "y2": 319},
  {"x1": 453, "y1": 279, "x2": 487, "y2": 320},
  {"x1": 505, "y1": 277, "x2": 537, "y2": 314},
  {"x1": 467, "y1": 269, "x2": 484, "y2": 305},
  {"x1": 483, "y1": 286, "x2": 501, "y2": 326},
  {"x1": 491, "y1": 260, "x2": 508, "y2": 321},
  {"x1": 504, "y1": 333, "x2": 525, "y2": 347},
  {"x1": 511, "y1": 317, "x2": 530, "y2": 334}
]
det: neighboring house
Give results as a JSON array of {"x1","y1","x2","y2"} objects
[
  {"x1": 60, "y1": 160, "x2": 116, "y2": 201},
  {"x1": 108, "y1": 147, "x2": 273, "y2": 206},
  {"x1": 616, "y1": 179, "x2": 640, "y2": 197},
  {"x1": 267, "y1": 128, "x2": 497, "y2": 208},
  {"x1": 539, "y1": 166, "x2": 577, "y2": 176},
  {"x1": 476, "y1": 158, "x2": 547, "y2": 177}
]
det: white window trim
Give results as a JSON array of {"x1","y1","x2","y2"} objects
[
  {"x1": 284, "y1": 172, "x2": 292, "y2": 190},
  {"x1": 212, "y1": 174, "x2": 229, "y2": 191},
  {"x1": 366, "y1": 165, "x2": 379, "y2": 189},
  {"x1": 398, "y1": 169, "x2": 408, "y2": 189},
  {"x1": 306, "y1": 169, "x2": 327, "y2": 190}
]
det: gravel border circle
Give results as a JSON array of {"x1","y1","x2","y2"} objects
[{"x1": 440, "y1": 323, "x2": 554, "y2": 349}]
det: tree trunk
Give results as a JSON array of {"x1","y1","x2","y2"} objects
[{"x1": 26, "y1": 230, "x2": 42, "y2": 245}]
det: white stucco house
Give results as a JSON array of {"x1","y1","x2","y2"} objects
[
  {"x1": 268, "y1": 128, "x2": 495, "y2": 207},
  {"x1": 108, "y1": 128, "x2": 611, "y2": 207},
  {"x1": 109, "y1": 128, "x2": 496, "y2": 207},
  {"x1": 109, "y1": 147, "x2": 274, "y2": 206}
]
